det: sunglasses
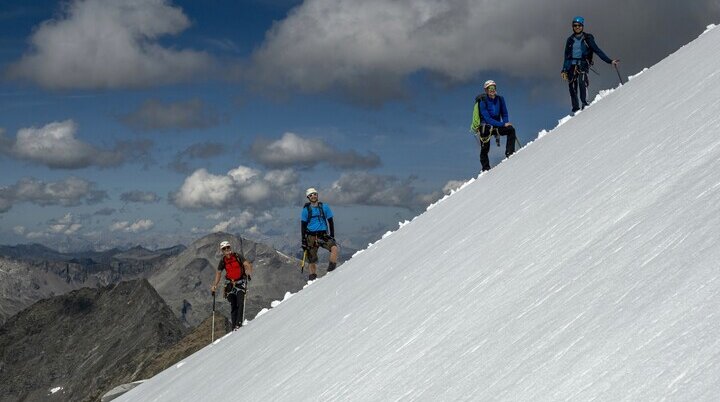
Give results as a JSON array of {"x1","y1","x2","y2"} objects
[
  {"x1": 486, "y1": 85, "x2": 496, "y2": 91},
  {"x1": 572, "y1": 24, "x2": 583, "y2": 28},
  {"x1": 221, "y1": 246, "x2": 231, "y2": 250},
  {"x1": 307, "y1": 192, "x2": 318, "y2": 197}
]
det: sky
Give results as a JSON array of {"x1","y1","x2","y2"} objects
[
  {"x1": 116, "y1": 23, "x2": 720, "y2": 401},
  {"x1": 1, "y1": 0, "x2": 719, "y2": 252}
]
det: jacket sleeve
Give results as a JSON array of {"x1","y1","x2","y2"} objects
[
  {"x1": 217, "y1": 259, "x2": 224, "y2": 272},
  {"x1": 586, "y1": 34, "x2": 613, "y2": 64},
  {"x1": 470, "y1": 102, "x2": 481, "y2": 132},
  {"x1": 301, "y1": 220, "x2": 308, "y2": 238},
  {"x1": 562, "y1": 37, "x2": 572, "y2": 72},
  {"x1": 328, "y1": 217, "x2": 335, "y2": 238},
  {"x1": 480, "y1": 99, "x2": 504, "y2": 127},
  {"x1": 500, "y1": 97, "x2": 509, "y2": 123}
]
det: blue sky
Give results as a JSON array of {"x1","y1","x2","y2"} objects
[{"x1": 1, "y1": 0, "x2": 718, "y2": 252}]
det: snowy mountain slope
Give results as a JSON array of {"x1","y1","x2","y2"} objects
[{"x1": 120, "y1": 25, "x2": 720, "y2": 401}]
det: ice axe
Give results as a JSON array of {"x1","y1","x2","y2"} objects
[
  {"x1": 614, "y1": 62, "x2": 624, "y2": 85},
  {"x1": 301, "y1": 250, "x2": 307, "y2": 273}
]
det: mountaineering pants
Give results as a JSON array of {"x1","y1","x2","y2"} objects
[
  {"x1": 478, "y1": 125, "x2": 516, "y2": 171},
  {"x1": 567, "y1": 64, "x2": 589, "y2": 112},
  {"x1": 305, "y1": 232, "x2": 337, "y2": 263},
  {"x1": 224, "y1": 280, "x2": 247, "y2": 328}
]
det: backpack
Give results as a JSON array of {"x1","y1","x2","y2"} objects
[
  {"x1": 222, "y1": 252, "x2": 245, "y2": 281},
  {"x1": 475, "y1": 93, "x2": 488, "y2": 124},
  {"x1": 581, "y1": 34, "x2": 594, "y2": 65},
  {"x1": 304, "y1": 202, "x2": 327, "y2": 233}
]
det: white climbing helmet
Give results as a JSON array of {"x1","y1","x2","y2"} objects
[
  {"x1": 219, "y1": 241, "x2": 231, "y2": 249},
  {"x1": 306, "y1": 187, "x2": 318, "y2": 197},
  {"x1": 483, "y1": 80, "x2": 497, "y2": 90}
]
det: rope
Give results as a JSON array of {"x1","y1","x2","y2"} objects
[{"x1": 477, "y1": 125, "x2": 499, "y2": 144}]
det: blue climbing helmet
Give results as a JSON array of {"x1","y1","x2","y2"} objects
[{"x1": 572, "y1": 16, "x2": 584, "y2": 25}]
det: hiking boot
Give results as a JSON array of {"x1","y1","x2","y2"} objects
[
  {"x1": 309, "y1": 273, "x2": 317, "y2": 281},
  {"x1": 327, "y1": 262, "x2": 337, "y2": 272}
]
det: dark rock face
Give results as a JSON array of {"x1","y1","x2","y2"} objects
[
  {"x1": 0, "y1": 280, "x2": 187, "y2": 402},
  {"x1": 150, "y1": 232, "x2": 309, "y2": 327}
]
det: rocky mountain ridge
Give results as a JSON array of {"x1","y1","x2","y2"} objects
[{"x1": 0, "y1": 279, "x2": 187, "y2": 402}]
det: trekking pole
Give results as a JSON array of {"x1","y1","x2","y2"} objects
[
  {"x1": 211, "y1": 290, "x2": 216, "y2": 343},
  {"x1": 614, "y1": 63, "x2": 624, "y2": 85},
  {"x1": 241, "y1": 282, "x2": 247, "y2": 327}
]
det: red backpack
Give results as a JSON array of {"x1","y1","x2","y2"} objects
[{"x1": 223, "y1": 253, "x2": 244, "y2": 281}]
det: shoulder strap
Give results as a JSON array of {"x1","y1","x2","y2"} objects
[
  {"x1": 317, "y1": 202, "x2": 326, "y2": 225},
  {"x1": 304, "y1": 202, "x2": 327, "y2": 227},
  {"x1": 304, "y1": 202, "x2": 311, "y2": 222}
]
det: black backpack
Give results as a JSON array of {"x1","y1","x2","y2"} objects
[
  {"x1": 582, "y1": 33, "x2": 594, "y2": 65},
  {"x1": 304, "y1": 202, "x2": 327, "y2": 232}
]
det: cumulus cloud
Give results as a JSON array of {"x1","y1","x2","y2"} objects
[
  {"x1": 320, "y1": 172, "x2": 441, "y2": 210},
  {"x1": 0, "y1": 120, "x2": 152, "y2": 169},
  {"x1": 48, "y1": 213, "x2": 83, "y2": 235},
  {"x1": 170, "y1": 165, "x2": 300, "y2": 210},
  {"x1": 169, "y1": 142, "x2": 226, "y2": 174},
  {"x1": 6, "y1": 0, "x2": 212, "y2": 89},
  {"x1": 210, "y1": 210, "x2": 273, "y2": 233},
  {"x1": 250, "y1": 132, "x2": 380, "y2": 169},
  {"x1": 120, "y1": 190, "x2": 161, "y2": 203},
  {"x1": 244, "y1": 0, "x2": 720, "y2": 104},
  {"x1": 17, "y1": 213, "x2": 84, "y2": 239},
  {"x1": 0, "y1": 176, "x2": 107, "y2": 213},
  {"x1": 110, "y1": 219, "x2": 154, "y2": 233},
  {"x1": 122, "y1": 99, "x2": 221, "y2": 131}
]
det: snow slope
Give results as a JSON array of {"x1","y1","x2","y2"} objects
[{"x1": 120, "y1": 25, "x2": 720, "y2": 401}]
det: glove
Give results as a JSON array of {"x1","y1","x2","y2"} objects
[
  {"x1": 561, "y1": 71, "x2": 568, "y2": 81},
  {"x1": 301, "y1": 238, "x2": 309, "y2": 251}
]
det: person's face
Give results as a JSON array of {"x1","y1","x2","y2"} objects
[
  {"x1": 486, "y1": 85, "x2": 497, "y2": 95},
  {"x1": 222, "y1": 245, "x2": 231, "y2": 255},
  {"x1": 572, "y1": 23, "x2": 583, "y2": 33},
  {"x1": 307, "y1": 192, "x2": 318, "y2": 202}
]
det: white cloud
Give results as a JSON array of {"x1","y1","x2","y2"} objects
[
  {"x1": 250, "y1": 132, "x2": 380, "y2": 169},
  {"x1": 0, "y1": 120, "x2": 150, "y2": 169},
  {"x1": 0, "y1": 176, "x2": 107, "y2": 213},
  {"x1": 7, "y1": 0, "x2": 211, "y2": 89},
  {"x1": 25, "y1": 213, "x2": 84, "y2": 238},
  {"x1": 110, "y1": 219, "x2": 154, "y2": 233},
  {"x1": 245, "y1": 0, "x2": 720, "y2": 104},
  {"x1": 171, "y1": 169, "x2": 236, "y2": 209},
  {"x1": 13, "y1": 226, "x2": 26, "y2": 235},
  {"x1": 171, "y1": 166, "x2": 300, "y2": 210},
  {"x1": 210, "y1": 210, "x2": 273, "y2": 233}
]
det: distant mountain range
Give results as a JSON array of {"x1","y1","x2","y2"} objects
[{"x1": 0, "y1": 243, "x2": 185, "y2": 324}]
